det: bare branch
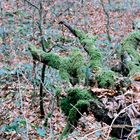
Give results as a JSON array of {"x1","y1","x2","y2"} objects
[
  {"x1": 23, "y1": 0, "x2": 39, "y2": 10},
  {"x1": 100, "y1": 0, "x2": 111, "y2": 42}
]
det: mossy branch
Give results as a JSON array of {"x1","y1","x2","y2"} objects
[
  {"x1": 59, "y1": 21, "x2": 98, "y2": 56},
  {"x1": 121, "y1": 31, "x2": 140, "y2": 78},
  {"x1": 29, "y1": 45, "x2": 62, "y2": 69},
  {"x1": 121, "y1": 31, "x2": 140, "y2": 62},
  {"x1": 29, "y1": 45, "x2": 85, "y2": 85},
  {"x1": 59, "y1": 21, "x2": 116, "y2": 88}
]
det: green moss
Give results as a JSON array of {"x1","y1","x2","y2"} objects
[
  {"x1": 74, "y1": 28, "x2": 98, "y2": 46},
  {"x1": 60, "y1": 99, "x2": 90, "y2": 140},
  {"x1": 96, "y1": 70, "x2": 116, "y2": 88},
  {"x1": 55, "y1": 87, "x2": 62, "y2": 106},
  {"x1": 59, "y1": 49, "x2": 86, "y2": 84},
  {"x1": 42, "y1": 37, "x2": 52, "y2": 49},
  {"x1": 29, "y1": 27, "x2": 116, "y2": 88},
  {"x1": 58, "y1": 36, "x2": 73, "y2": 43},
  {"x1": 44, "y1": 53, "x2": 61, "y2": 68},
  {"x1": 68, "y1": 100, "x2": 90, "y2": 124},
  {"x1": 127, "y1": 61, "x2": 140, "y2": 76},
  {"x1": 68, "y1": 27, "x2": 117, "y2": 87},
  {"x1": 59, "y1": 58, "x2": 70, "y2": 81},
  {"x1": 121, "y1": 31, "x2": 140, "y2": 63},
  {"x1": 60, "y1": 88, "x2": 92, "y2": 116},
  {"x1": 72, "y1": 28, "x2": 103, "y2": 70},
  {"x1": 81, "y1": 34, "x2": 98, "y2": 47},
  {"x1": 121, "y1": 31, "x2": 140, "y2": 77},
  {"x1": 73, "y1": 28, "x2": 87, "y2": 40},
  {"x1": 28, "y1": 45, "x2": 62, "y2": 69},
  {"x1": 29, "y1": 45, "x2": 86, "y2": 84},
  {"x1": 88, "y1": 48, "x2": 103, "y2": 69},
  {"x1": 67, "y1": 88, "x2": 92, "y2": 102},
  {"x1": 60, "y1": 98, "x2": 71, "y2": 116},
  {"x1": 125, "y1": 47, "x2": 140, "y2": 62}
]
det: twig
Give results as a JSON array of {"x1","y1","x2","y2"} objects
[
  {"x1": 38, "y1": 1, "x2": 46, "y2": 118},
  {"x1": 100, "y1": 0, "x2": 111, "y2": 42},
  {"x1": 70, "y1": 103, "x2": 86, "y2": 117},
  {"x1": 82, "y1": 124, "x2": 135, "y2": 139},
  {"x1": 49, "y1": 96, "x2": 55, "y2": 140},
  {"x1": 105, "y1": 102, "x2": 140, "y2": 140},
  {"x1": 23, "y1": 0, "x2": 39, "y2": 10},
  {"x1": 17, "y1": 68, "x2": 29, "y2": 140},
  {"x1": 70, "y1": 103, "x2": 94, "y2": 124},
  {"x1": 82, "y1": 126, "x2": 110, "y2": 139}
]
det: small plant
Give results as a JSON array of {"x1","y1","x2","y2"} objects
[{"x1": 0, "y1": 117, "x2": 27, "y2": 133}]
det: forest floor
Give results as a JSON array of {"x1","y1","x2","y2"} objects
[{"x1": 0, "y1": 0, "x2": 140, "y2": 140}]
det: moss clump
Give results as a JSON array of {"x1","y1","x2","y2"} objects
[
  {"x1": 121, "y1": 31, "x2": 140, "y2": 77},
  {"x1": 60, "y1": 100, "x2": 89, "y2": 140},
  {"x1": 73, "y1": 28, "x2": 87, "y2": 40},
  {"x1": 80, "y1": 34, "x2": 98, "y2": 47},
  {"x1": 60, "y1": 88, "x2": 92, "y2": 116},
  {"x1": 96, "y1": 70, "x2": 116, "y2": 88},
  {"x1": 127, "y1": 61, "x2": 140, "y2": 77},
  {"x1": 70, "y1": 27, "x2": 117, "y2": 88},
  {"x1": 67, "y1": 49, "x2": 85, "y2": 78},
  {"x1": 72, "y1": 28, "x2": 103, "y2": 71},
  {"x1": 74, "y1": 28, "x2": 98, "y2": 46},
  {"x1": 59, "y1": 49, "x2": 85, "y2": 85},
  {"x1": 68, "y1": 100, "x2": 90, "y2": 125},
  {"x1": 121, "y1": 31, "x2": 140, "y2": 63},
  {"x1": 28, "y1": 45, "x2": 62, "y2": 69},
  {"x1": 88, "y1": 48, "x2": 103, "y2": 69},
  {"x1": 60, "y1": 98, "x2": 71, "y2": 116},
  {"x1": 45, "y1": 53, "x2": 61, "y2": 69},
  {"x1": 60, "y1": 89, "x2": 91, "y2": 140},
  {"x1": 29, "y1": 45, "x2": 85, "y2": 85}
]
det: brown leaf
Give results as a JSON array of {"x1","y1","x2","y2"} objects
[
  {"x1": 91, "y1": 88, "x2": 116, "y2": 97},
  {"x1": 133, "y1": 75, "x2": 140, "y2": 81}
]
